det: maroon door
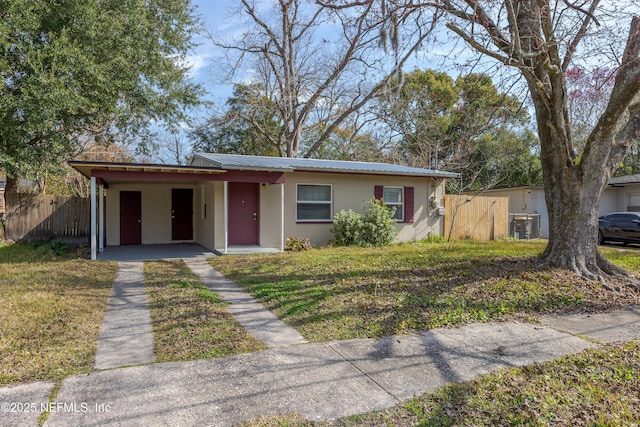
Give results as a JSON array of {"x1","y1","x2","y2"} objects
[
  {"x1": 172, "y1": 188, "x2": 193, "y2": 240},
  {"x1": 228, "y1": 182, "x2": 259, "y2": 245},
  {"x1": 120, "y1": 191, "x2": 142, "y2": 245}
]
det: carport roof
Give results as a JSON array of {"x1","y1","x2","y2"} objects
[{"x1": 68, "y1": 160, "x2": 226, "y2": 182}]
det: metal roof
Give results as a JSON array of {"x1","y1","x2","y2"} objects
[
  {"x1": 608, "y1": 174, "x2": 640, "y2": 185},
  {"x1": 192, "y1": 153, "x2": 459, "y2": 178}
]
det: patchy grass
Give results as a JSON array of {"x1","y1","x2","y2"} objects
[
  {"x1": 144, "y1": 260, "x2": 265, "y2": 362},
  {"x1": 0, "y1": 241, "x2": 117, "y2": 385},
  {"x1": 241, "y1": 340, "x2": 640, "y2": 426},
  {"x1": 210, "y1": 240, "x2": 640, "y2": 342}
]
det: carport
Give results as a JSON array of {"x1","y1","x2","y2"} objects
[{"x1": 69, "y1": 160, "x2": 287, "y2": 260}]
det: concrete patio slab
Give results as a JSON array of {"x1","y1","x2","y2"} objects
[
  {"x1": 540, "y1": 306, "x2": 640, "y2": 343},
  {"x1": 97, "y1": 243, "x2": 216, "y2": 262},
  {"x1": 0, "y1": 382, "x2": 55, "y2": 427},
  {"x1": 94, "y1": 262, "x2": 155, "y2": 370}
]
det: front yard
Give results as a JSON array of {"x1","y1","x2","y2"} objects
[
  {"x1": 210, "y1": 240, "x2": 640, "y2": 342},
  {"x1": 0, "y1": 242, "x2": 118, "y2": 385},
  {"x1": 2, "y1": 239, "x2": 640, "y2": 426}
]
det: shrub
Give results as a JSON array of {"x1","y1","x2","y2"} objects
[
  {"x1": 330, "y1": 209, "x2": 364, "y2": 246},
  {"x1": 331, "y1": 199, "x2": 397, "y2": 247},
  {"x1": 285, "y1": 237, "x2": 311, "y2": 251},
  {"x1": 361, "y1": 199, "x2": 398, "y2": 246}
]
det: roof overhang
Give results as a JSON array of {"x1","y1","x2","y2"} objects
[
  {"x1": 68, "y1": 160, "x2": 286, "y2": 185},
  {"x1": 68, "y1": 160, "x2": 226, "y2": 186}
]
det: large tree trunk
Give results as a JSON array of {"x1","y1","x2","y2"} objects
[
  {"x1": 525, "y1": 12, "x2": 640, "y2": 284},
  {"x1": 437, "y1": 1, "x2": 640, "y2": 283}
]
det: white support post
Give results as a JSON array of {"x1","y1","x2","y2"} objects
[
  {"x1": 90, "y1": 177, "x2": 97, "y2": 260},
  {"x1": 223, "y1": 181, "x2": 228, "y2": 254},
  {"x1": 280, "y1": 183, "x2": 285, "y2": 252},
  {"x1": 99, "y1": 185, "x2": 104, "y2": 253}
]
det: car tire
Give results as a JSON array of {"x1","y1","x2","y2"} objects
[{"x1": 598, "y1": 230, "x2": 605, "y2": 245}]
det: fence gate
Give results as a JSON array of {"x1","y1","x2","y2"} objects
[
  {"x1": 444, "y1": 194, "x2": 509, "y2": 240},
  {"x1": 4, "y1": 193, "x2": 90, "y2": 244}
]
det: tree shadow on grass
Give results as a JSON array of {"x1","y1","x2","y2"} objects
[{"x1": 216, "y1": 253, "x2": 629, "y2": 341}]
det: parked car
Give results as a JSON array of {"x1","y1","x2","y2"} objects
[{"x1": 598, "y1": 212, "x2": 640, "y2": 245}]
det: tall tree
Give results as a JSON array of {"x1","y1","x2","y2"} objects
[
  {"x1": 190, "y1": 83, "x2": 283, "y2": 156},
  {"x1": 1, "y1": 0, "x2": 204, "y2": 191},
  {"x1": 326, "y1": 0, "x2": 640, "y2": 283},
  {"x1": 437, "y1": 1, "x2": 640, "y2": 282},
  {"x1": 377, "y1": 69, "x2": 540, "y2": 190},
  {"x1": 212, "y1": 0, "x2": 439, "y2": 158}
]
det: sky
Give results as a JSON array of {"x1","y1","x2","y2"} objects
[{"x1": 185, "y1": 0, "x2": 244, "y2": 116}]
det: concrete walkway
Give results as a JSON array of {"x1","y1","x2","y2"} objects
[
  {"x1": 1, "y1": 308, "x2": 638, "y2": 426},
  {"x1": 183, "y1": 258, "x2": 307, "y2": 347},
  {"x1": 43, "y1": 322, "x2": 601, "y2": 426},
  {"x1": 94, "y1": 262, "x2": 155, "y2": 370}
]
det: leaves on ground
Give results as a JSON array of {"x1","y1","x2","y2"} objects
[{"x1": 211, "y1": 241, "x2": 640, "y2": 342}]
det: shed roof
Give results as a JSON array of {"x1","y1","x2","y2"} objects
[
  {"x1": 192, "y1": 153, "x2": 458, "y2": 178},
  {"x1": 608, "y1": 174, "x2": 640, "y2": 185}
]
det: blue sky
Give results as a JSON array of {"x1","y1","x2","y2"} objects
[{"x1": 186, "y1": 0, "x2": 242, "y2": 115}]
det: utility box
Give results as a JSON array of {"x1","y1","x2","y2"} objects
[{"x1": 509, "y1": 214, "x2": 540, "y2": 239}]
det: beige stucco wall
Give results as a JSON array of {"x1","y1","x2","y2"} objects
[
  {"x1": 105, "y1": 183, "x2": 196, "y2": 246},
  {"x1": 601, "y1": 184, "x2": 640, "y2": 213},
  {"x1": 281, "y1": 172, "x2": 445, "y2": 246},
  {"x1": 104, "y1": 172, "x2": 447, "y2": 250},
  {"x1": 260, "y1": 183, "x2": 284, "y2": 249},
  {"x1": 194, "y1": 182, "x2": 216, "y2": 251}
]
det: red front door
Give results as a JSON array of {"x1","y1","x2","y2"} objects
[
  {"x1": 120, "y1": 191, "x2": 141, "y2": 245},
  {"x1": 172, "y1": 188, "x2": 193, "y2": 240},
  {"x1": 228, "y1": 182, "x2": 259, "y2": 245}
]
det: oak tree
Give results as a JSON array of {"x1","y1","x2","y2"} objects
[{"x1": 1, "y1": 0, "x2": 204, "y2": 191}]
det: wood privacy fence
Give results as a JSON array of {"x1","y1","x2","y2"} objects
[
  {"x1": 444, "y1": 194, "x2": 509, "y2": 240},
  {"x1": 4, "y1": 193, "x2": 90, "y2": 244}
]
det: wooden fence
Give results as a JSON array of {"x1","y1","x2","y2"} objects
[
  {"x1": 444, "y1": 194, "x2": 509, "y2": 241},
  {"x1": 4, "y1": 193, "x2": 90, "y2": 244}
]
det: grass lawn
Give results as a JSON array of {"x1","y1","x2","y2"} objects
[
  {"x1": 243, "y1": 339, "x2": 640, "y2": 426},
  {"x1": 210, "y1": 240, "x2": 640, "y2": 342},
  {"x1": 144, "y1": 259, "x2": 265, "y2": 362},
  {"x1": 0, "y1": 241, "x2": 118, "y2": 385}
]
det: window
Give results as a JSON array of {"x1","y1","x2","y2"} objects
[
  {"x1": 628, "y1": 194, "x2": 640, "y2": 212},
  {"x1": 375, "y1": 185, "x2": 414, "y2": 223},
  {"x1": 383, "y1": 187, "x2": 404, "y2": 221},
  {"x1": 296, "y1": 184, "x2": 332, "y2": 221}
]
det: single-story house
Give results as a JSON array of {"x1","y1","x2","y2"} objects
[
  {"x1": 480, "y1": 174, "x2": 640, "y2": 239},
  {"x1": 69, "y1": 153, "x2": 458, "y2": 259}
]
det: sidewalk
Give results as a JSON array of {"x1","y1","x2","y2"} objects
[
  {"x1": 44, "y1": 322, "x2": 600, "y2": 426},
  {"x1": 4, "y1": 308, "x2": 640, "y2": 427}
]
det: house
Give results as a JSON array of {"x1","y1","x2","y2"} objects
[
  {"x1": 69, "y1": 153, "x2": 458, "y2": 259},
  {"x1": 480, "y1": 175, "x2": 640, "y2": 239}
]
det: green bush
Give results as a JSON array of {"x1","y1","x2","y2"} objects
[
  {"x1": 331, "y1": 209, "x2": 364, "y2": 246},
  {"x1": 331, "y1": 199, "x2": 397, "y2": 247}
]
